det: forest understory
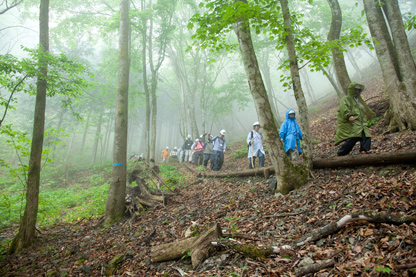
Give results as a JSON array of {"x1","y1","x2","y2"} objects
[{"x1": 1, "y1": 72, "x2": 416, "y2": 276}]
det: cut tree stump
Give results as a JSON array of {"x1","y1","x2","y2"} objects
[
  {"x1": 194, "y1": 149, "x2": 416, "y2": 178},
  {"x1": 150, "y1": 223, "x2": 222, "y2": 268}
]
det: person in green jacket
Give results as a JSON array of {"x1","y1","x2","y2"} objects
[{"x1": 335, "y1": 82, "x2": 371, "y2": 156}]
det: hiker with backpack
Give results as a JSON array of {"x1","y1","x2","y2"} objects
[
  {"x1": 247, "y1": 122, "x2": 265, "y2": 169},
  {"x1": 210, "y1": 129, "x2": 227, "y2": 171},
  {"x1": 202, "y1": 133, "x2": 214, "y2": 169},
  {"x1": 279, "y1": 109, "x2": 303, "y2": 160},
  {"x1": 191, "y1": 137, "x2": 204, "y2": 166}
]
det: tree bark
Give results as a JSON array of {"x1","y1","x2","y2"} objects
[
  {"x1": 363, "y1": 0, "x2": 416, "y2": 131},
  {"x1": 9, "y1": 0, "x2": 49, "y2": 254},
  {"x1": 104, "y1": 0, "x2": 130, "y2": 225}
]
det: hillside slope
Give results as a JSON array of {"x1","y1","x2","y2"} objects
[{"x1": 1, "y1": 76, "x2": 416, "y2": 276}]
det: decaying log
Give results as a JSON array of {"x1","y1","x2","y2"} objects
[
  {"x1": 151, "y1": 223, "x2": 222, "y2": 268},
  {"x1": 296, "y1": 212, "x2": 416, "y2": 247},
  {"x1": 125, "y1": 168, "x2": 171, "y2": 216},
  {"x1": 294, "y1": 258, "x2": 335, "y2": 276},
  {"x1": 196, "y1": 149, "x2": 416, "y2": 178},
  {"x1": 312, "y1": 149, "x2": 416, "y2": 169},
  {"x1": 212, "y1": 238, "x2": 293, "y2": 259}
]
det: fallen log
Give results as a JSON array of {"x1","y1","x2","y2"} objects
[
  {"x1": 197, "y1": 149, "x2": 416, "y2": 178},
  {"x1": 150, "y1": 223, "x2": 222, "y2": 268},
  {"x1": 312, "y1": 149, "x2": 416, "y2": 169},
  {"x1": 296, "y1": 212, "x2": 416, "y2": 247}
]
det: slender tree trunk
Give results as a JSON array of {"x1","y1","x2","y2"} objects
[
  {"x1": 80, "y1": 110, "x2": 91, "y2": 154},
  {"x1": 65, "y1": 125, "x2": 77, "y2": 166},
  {"x1": 281, "y1": 0, "x2": 313, "y2": 169},
  {"x1": 104, "y1": 0, "x2": 130, "y2": 225},
  {"x1": 326, "y1": 0, "x2": 351, "y2": 93},
  {"x1": 363, "y1": 0, "x2": 416, "y2": 131},
  {"x1": 92, "y1": 113, "x2": 103, "y2": 164},
  {"x1": 9, "y1": 0, "x2": 49, "y2": 254},
  {"x1": 327, "y1": 0, "x2": 375, "y2": 120},
  {"x1": 259, "y1": 46, "x2": 281, "y2": 124},
  {"x1": 141, "y1": 0, "x2": 150, "y2": 161},
  {"x1": 345, "y1": 50, "x2": 363, "y2": 80},
  {"x1": 300, "y1": 69, "x2": 316, "y2": 104},
  {"x1": 234, "y1": 0, "x2": 308, "y2": 194},
  {"x1": 148, "y1": 10, "x2": 157, "y2": 162}
]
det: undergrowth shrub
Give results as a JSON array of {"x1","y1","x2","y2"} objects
[
  {"x1": 233, "y1": 147, "x2": 248, "y2": 159},
  {"x1": 160, "y1": 164, "x2": 184, "y2": 190}
]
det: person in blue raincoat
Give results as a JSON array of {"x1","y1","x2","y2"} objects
[
  {"x1": 279, "y1": 109, "x2": 303, "y2": 160},
  {"x1": 247, "y1": 122, "x2": 265, "y2": 169}
]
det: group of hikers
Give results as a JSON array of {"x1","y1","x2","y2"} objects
[
  {"x1": 160, "y1": 81, "x2": 371, "y2": 171},
  {"x1": 161, "y1": 130, "x2": 227, "y2": 171}
]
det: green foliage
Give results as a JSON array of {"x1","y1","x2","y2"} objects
[
  {"x1": 0, "y1": 46, "x2": 92, "y2": 124},
  {"x1": 0, "y1": 181, "x2": 109, "y2": 229},
  {"x1": 376, "y1": 266, "x2": 391, "y2": 274},
  {"x1": 160, "y1": 164, "x2": 185, "y2": 190},
  {"x1": 233, "y1": 147, "x2": 248, "y2": 159},
  {"x1": 366, "y1": 117, "x2": 381, "y2": 127},
  {"x1": 404, "y1": 13, "x2": 416, "y2": 31},
  {"x1": 224, "y1": 215, "x2": 241, "y2": 233}
]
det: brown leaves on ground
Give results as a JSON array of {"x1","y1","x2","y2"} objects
[{"x1": 1, "y1": 81, "x2": 416, "y2": 276}]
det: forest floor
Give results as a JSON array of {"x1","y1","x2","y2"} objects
[{"x1": 1, "y1": 73, "x2": 416, "y2": 276}]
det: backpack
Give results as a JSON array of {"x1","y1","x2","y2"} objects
[
  {"x1": 247, "y1": 131, "x2": 253, "y2": 149},
  {"x1": 195, "y1": 142, "x2": 203, "y2": 151}
]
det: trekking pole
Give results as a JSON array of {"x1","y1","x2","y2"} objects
[{"x1": 250, "y1": 137, "x2": 254, "y2": 168}]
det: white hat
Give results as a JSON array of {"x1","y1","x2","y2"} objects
[
  {"x1": 354, "y1": 84, "x2": 361, "y2": 90},
  {"x1": 220, "y1": 129, "x2": 226, "y2": 136},
  {"x1": 288, "y1": 110, "x2": 295, "y2": 115},
  {"x1": 253, "y1": 121, "x2": 260, "y2": 127},
  {"x1": 200, "y1": 135, "x2": 203, "y2": 138},
  {"x1": 166, "y1": 146, "x2": 169, "y2": 149},
  {"x1": 195, "y1": 138, "x2": 199, "y2": 142},
  {"x1": 174, "y1": 147, "x2": 177, "y2": 150},
  {"x1": 187, "y1": 134, "x2": 191, "y2": 138}
]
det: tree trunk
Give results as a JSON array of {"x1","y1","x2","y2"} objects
[
  {"x1": 104, "y1": 0, "x2": 130, "y2": 225},
  {"x1": 259, "y1": 46, "x2": 281, "y2": 124},
  {"x1": 8, "y1": 0, "x2": 49, "y2": 254},
  {"x1": 327, "y1": 0, "x2": 376, "y2": 120},
  {"x1": 326, "y1": 0, "x2": 351, "y2": 93},
  {"x1": 300, "y1": 69, "x2": 316, "y2": 104},
  {"x1": 345, "y1": 50, "x2": 363, "y2": 80},
  {"x1": 141, "y1": 0, "x2": 150, "y2": 162},
  {"x1": 92, "y1": 112, "x2": 103, "y2": 164},
  {"x1": 281, "y1": 0, "x2": 313, "y2": 170},
  {"x1": 233, "y1": 0, "x2": 308, "y2": 195},
  {"x1": 363, "y1": 0, "x2": 416, "y2": 131},
  {"x1": 80, "y1": 110, "x2": 91, "y2": 154}
]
